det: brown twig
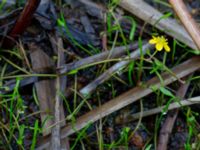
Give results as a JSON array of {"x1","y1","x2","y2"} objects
[
  {"x1": 102, "y1": 13, "x2": 108, "y2": 51},
  {"x1": 169, "y1": 0, "x2": 200, "y2": 51},
  {"x1": 29, "y1": 43, "x2": 55, "y2": 135},
  {"x1": 49, "y1": 35, "x2": 70, "y2": 150},
  {"x1": 2, "y1": 0, "x2": 41, "y2": 48},
  {"x1": 116, "y1": 96, "x2": 200, "y2": 124},
  {"x1": 9, "y1": 0, "x2": 40, "y2": 37},
  {"x1": 80, "y1": 42, "x2": 152, "y2": 96},
  {"x1": 58, "y1": 42, "x2": 139, "y2": 74}
]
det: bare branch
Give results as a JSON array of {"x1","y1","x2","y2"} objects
[
  {"x1": 80, "y1": 42, "x2": 152, "y2": 96},
  {"x1": 169, "y1": 0, "x2": 200, "y2": 51}
]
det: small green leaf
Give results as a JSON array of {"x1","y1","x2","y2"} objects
[
  {"x1": 129, "y1": 19, "x2": 137, "y2": 41},
  {"x1": 188, "y1": 49, "x2": 200, "y2": 55},
  {"x1": 128, "y1": 61, "x2": 135, "y2": 86},
  {"x1": 154, "y1": 59, "x2": 163, "y2": 68},
  {"x1": 188, "y1": 116, "x2": 195, "y2": 123},
  {"x1": 159, "y1": 87, "x2": 174, "y2": 98},
  {"x1": 124, "y1": 127, "x2": 130, "y2": 133},
  {"x1": 68, "y1": 69, "x2": 78, "y2": 75},
  {"x1": 31, "y1": 120, "x2": 39, "y2": 150},
  {"x1": 150, "y1": 85, "x2": 158, "y2": 92},
  {"x1": 145, "y1": 144, "x2": 152, "y2": 150},
  {"x1": 57, "y1": 18, "x2": 65, "y2": 27},
  {"x1": 17, "y1": 124, "x2": 25, "y2": 145}
]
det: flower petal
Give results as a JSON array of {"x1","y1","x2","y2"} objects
[
  {"x1": 161, "y1": 36, "x2": 167, "y2": 42},
  {"x1": 149, "y1": 38, "x2": 157, "y2": 44},
  {"x1": 156, "y1": 42, "x2": 163, "y2": 51},
  {"x1": 149, "y1": 36, "x2": 171, "y2": 52},
  {"x1": 164, "y1": 44, "x2": 170, "y2": 52}
]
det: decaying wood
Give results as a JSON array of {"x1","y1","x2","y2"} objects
[
  {"x1": 2, "y1": 0, "x2": 41, "y2": 48},
  {"x1": 0, "y1": 8, "x2": 22, "y2": 22},
  {"x1": 79, "y1": 0, "x2": 105, "y2": 10},
  {"x1": 29, "y1": 43, "x2": 55, "y2": 135},
  {"x1": 30, "y1": 42, "x2": 69, "y2": 149},
  {"x1": 80, "y1": 14, "x2": 95, "y2": 34},
  {"x1": 116, "y1": 96, "x2": 200, "y2": 124},
  {"x1": 9, "y1": 0, "x2": 40, "y2": 37},
  {"x1": 169, "y1": 0, "x2": 200, "y2": 51},
  {"x1": 29, "y1": 42, "x2": 67, "y2": 148},
  {"x1": 119, "y1": 0, "x2": 197, "y2": 50},
  {"x1": 36, "y1": 56, "x2": 200, "y2": 150},
  {"x1": 157, "y1": 77, "x2": 190, "y2": 150},
  {"x1": 80, "y1": 42, "x2": 152, "y2": 96},
  {"x1": 49, "y1": 36, "x2": 70, "y2": 150},
  {"x1": 50, "y1": 38, "x2": 62, "y2": 149},
  {"x1": 79, "y1": 0, "x2": 106, "y2": 19},
  {"x1": 1, "y1": 76, "x2": 38, "y2": 94},
  {"x1": 58, "y1": 42, "x2": 139, "y2": 74}
]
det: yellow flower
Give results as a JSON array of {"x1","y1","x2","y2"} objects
[{"x1": 149, "y1": 36, "x2": 170, "y2": 52}]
